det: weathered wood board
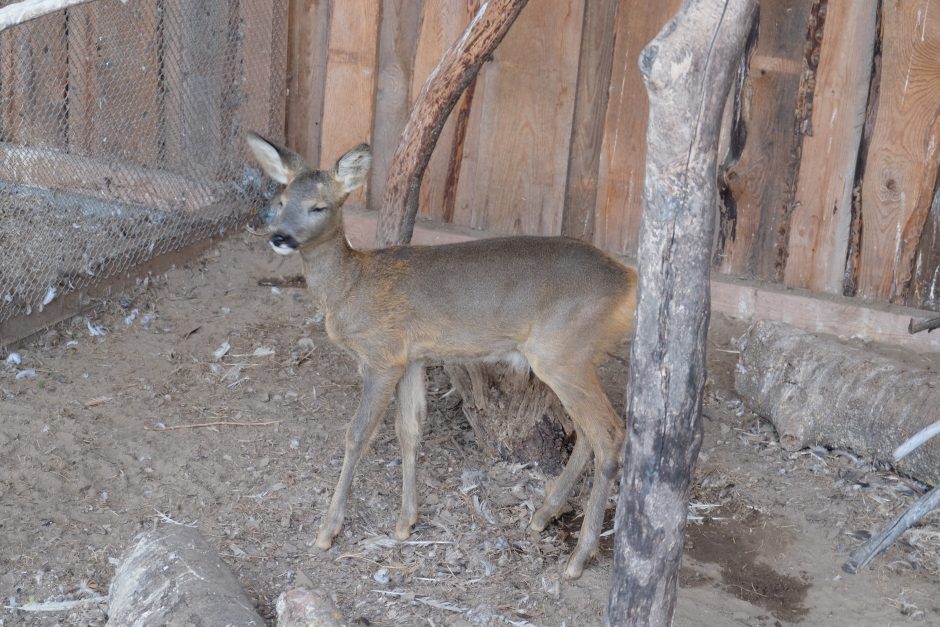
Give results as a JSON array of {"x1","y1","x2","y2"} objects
[
  {"x1": 368, "y1": 0, "x2": 423, "y2": 213},
  {"x1": 409, "y1": 0, "x2": 476, "y2": 223},
  {"x1": 593, "y1": 0, "x2": 681, "y2": 256},
  {"x1": 0, "y1": 12, "x2": 67, "y2": 148},
  {"x1": 857, "y1": 0, "x2": 940, "y2": 303},
  {"x1": 784, "y1": 2, "x2": 879, "y2": 294},
  {"x1": 285, "y1": 0, "x2": 330, "y2": 165},
  {"x1": 451, "y1": 0, "x2": 584, "y2": 236},
  {"x1": 561, "y1": 0, "x2": 619, "y2": 243},
  {"x1": 714, "y1": 0, "x2": 814, "y2": 280},
  {"x1": 67, "y1": 1, "x2": 161, "y2": 166},
  {"x1": 318, "y1": 0, "x2": 380, "y2": 170}
]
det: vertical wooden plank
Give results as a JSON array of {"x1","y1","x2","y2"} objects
[
  {"x1": 857, "y1": 0, "x2": 940, "y2": 302},
  {"x1": 66, "y1": 1, "x2": 161, "y2": 165},
  {"x1": 318, "y1": 0, "x2": 380, "y2": 169},
  {"x1": 713, "y1": 0, "x2": 815, "y2": 280},
  {"x1": 239, "y1": 0, "x2": 275, "y2": 140},
  {"x1": 451, "y1": 1, "x2": 584, "y2": 236},
  {"x1": 784, "y1": 3, "x2": 878, "y2": 294},
  {"x1": 410, "y1": 0, "x2": 475, "y2": 223},
  {"x1": 285, "y1": 0, "x2": 329, "y2": 164},
  {"x1": 593, "y1": 0, "x2": 681, "y2": 256},
  {"x1": 0, "y1": 13, "x2": 68, "y2": 148},
  {"x1": 162, "y1": 1, "x2": 232, "y2": 175},
  {"x1": 368, "y1": 0, "x2": 422, "y2": 213},
  {"x1": 560, "y1": 0, "x2": 618, "y2": 242}
]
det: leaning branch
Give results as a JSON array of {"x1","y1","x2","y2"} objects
[
  {"x1": 376, "y1": 0, "x2": 529, "y2": 246},
  {"x1": 843, "y1": 487, "x2": 940, "y2": 574}
]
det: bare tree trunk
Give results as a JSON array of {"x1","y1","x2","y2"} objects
[
  {"x1": 375, "y1": 0, "x2": 529, "y2": 247},
  {"x1": 606, "y1": 1, "x2": 757, "y2": 625}
]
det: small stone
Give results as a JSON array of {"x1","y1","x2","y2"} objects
[{"x1": 276, "y1": 587, "x2": 345, "y2": 627}]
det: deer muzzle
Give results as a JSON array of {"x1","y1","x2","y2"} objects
[{"x1": 270, "y1": 232, "x2": 300, "y2": 255}]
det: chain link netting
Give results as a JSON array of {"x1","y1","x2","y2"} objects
[{"x1": 0, "y1": 0, "x2": 287, "y2": 327}]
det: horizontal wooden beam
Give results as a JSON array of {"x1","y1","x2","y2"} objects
[
  {"x1": 0, "y1": 142, "x2": 225, "y2": 212},
  {"x1": 344, "y1": 206, "x2": 940, "y2": 353}
]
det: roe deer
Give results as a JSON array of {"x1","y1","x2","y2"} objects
[{"x1": 246, "y1": 133, "x2": 637, "y2": 578}]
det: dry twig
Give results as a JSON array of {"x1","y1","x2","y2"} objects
[{"x1": 145, "y1": 420, "x2": 280, "y2": 431}]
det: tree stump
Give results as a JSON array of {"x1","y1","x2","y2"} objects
[
  {"x1": 107, "y1": 526, "x2": 263, "y2": 626},
  {"x1": 445, "y1": 362, "x2": 571, "y2": 473},
  {"x1": 735, "y1": 320, "x2": 940, "y2": 486}
]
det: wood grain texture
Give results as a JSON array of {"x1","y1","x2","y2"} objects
[
  {"x1": 857, "y1": 0, "x2": 940, "y2": 302},
  {"x1": 561, "y1": 0, "x2": 619, "y2": 242},
  {"x1": 410, "y1": 0, "x2": 476, "y2": 223},
  {"x1": 593, "y1": 0, "x2": 681, "y2": 256},
  {"x1": 0, "y1": 11, "x2": 67, "y2": 148},
  {"x1": 451, "y1": 0, "x2": 584, "y2": 236},
  {"x1": 911, "y1": 181, "x2": 940, "y2": 310},
  {"x1": 286, "y1": 0, "x2": 330, "y2": 165},
  {"x1": 784, "y1": 2, "x2": 878, "y2": 293},
  {"x1": 715, "y1": 0, "x2": 815, "y2": 279},
  {"x1": 319, "y1": 0, "x2": 380, "y2": 169},
  {"x1": 66, "y1": 1, "x2": 161, "y2": 166},
  {"x1": 368, "y1": 0, "x2": 423, "y2": 213}
]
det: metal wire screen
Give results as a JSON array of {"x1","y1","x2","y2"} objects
[{"x1": 0, "y1": 0, "x2": 287, "y2": 327}]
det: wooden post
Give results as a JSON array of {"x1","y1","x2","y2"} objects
[
  {"x1": 375, "y1": 0, "x2": 529, "y2": 247},
  {"x1": 606, "y1": 1, "x2": 757, "y2": 625}
]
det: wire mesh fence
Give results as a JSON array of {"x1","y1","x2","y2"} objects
[{"x1": 0, "y1": 0, "x2": 287, "y2": 331}]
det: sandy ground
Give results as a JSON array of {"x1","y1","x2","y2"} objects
[{"x1": 1, "y1": 231, "x2": 938, "y2": 626}]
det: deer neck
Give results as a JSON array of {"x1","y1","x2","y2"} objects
[{"x1": 297, "y1": 213, "x2": 362, "y2": 312}]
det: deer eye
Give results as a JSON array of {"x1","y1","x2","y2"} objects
[{"x1": 307, "y1": 205, "x2": 327, "y2": 214}]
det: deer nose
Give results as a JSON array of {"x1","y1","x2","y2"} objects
[{"x1": 270, "y1": 232, "x2": 298, "y2": 249}]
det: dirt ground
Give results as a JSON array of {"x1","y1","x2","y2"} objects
[{"x1": 1, "y1": 231, "x2": 938, "y2": 626}]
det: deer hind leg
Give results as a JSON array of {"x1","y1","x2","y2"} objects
[
  {"x1": 316, "y1": 364, "x2": 403, "y2": 549},
  {"x1": 529, "y1": 360, "x2": 624, "y2": 579},
  {"x1": 395, "y1": 361, "x2": 427, "y2": 540},
  {"x1": 530, "y1": 432, "x2": 592, "y2": 532}
]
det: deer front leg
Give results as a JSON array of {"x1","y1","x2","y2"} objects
[
  {"x1": 395, "y1": 361, "x2": 427, "y2": 540},
  {"x1": 316, "y1": 364, "x2": 403, "y2": 549}
]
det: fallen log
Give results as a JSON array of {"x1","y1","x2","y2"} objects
[
  {"x1": 107, "y1": 525, "x2": 263, "y2": 626},
  {"x1": 735, "y1": 320, "x2": 940, "y2": 486}
]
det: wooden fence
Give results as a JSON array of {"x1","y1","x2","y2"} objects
[{"x1": 288, "y1": 0, "x2": 940, "y2": 312}]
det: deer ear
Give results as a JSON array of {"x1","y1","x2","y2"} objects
[
  {"x1": 246, "y1": 132, "x2": 307, "y2": 184},
  {"x1": 334, "y1": 143, "x2": 372, "y2": 193}
]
